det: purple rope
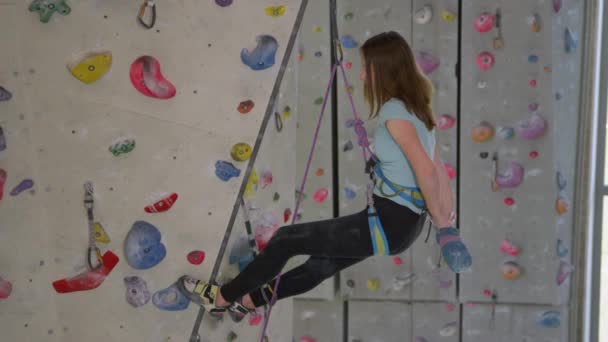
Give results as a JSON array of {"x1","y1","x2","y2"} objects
[{"x1": 258, "y1": 63, "x2": 339, "y2": 341}]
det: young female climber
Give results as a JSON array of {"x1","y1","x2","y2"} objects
[{"x1": 177, "y1": 31, "x2": 470, "y2": 321}]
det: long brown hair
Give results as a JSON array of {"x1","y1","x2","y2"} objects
[{"x1": 360, "y1": 31, "x2": 436, "y2": 131}]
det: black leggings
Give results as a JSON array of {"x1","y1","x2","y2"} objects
[{"x1": 220, "y1": 195, "x2": 426, "y2": 307}]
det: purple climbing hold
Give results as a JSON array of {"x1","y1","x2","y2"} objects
[
  {"x1": 495, "y1": 161, "x2": 524, "y2": 188},
  {"x1": 215, "y1": 0, "x2": 233, "y2": 7},
  {"x1": 10, "y1": 179, "x2": 34, "y2": 196},
  {"x1": 0, "y1": 126, "x2": 6, "y2": 152},
  {"x1": 516, "y1": 112, "x2": 547, "y2": 140},
  {"x1": 0, "y1": 87, "x2": 11, "y2": 101},
  {"x1": 553, "y1": 0, "x2": 562, "y2": 13},
  {"x1": 124, "y1": 276, "x2": 151, "y2": 308},
  {"x1": 415, "y1": 50, "x2": 440, "y2": 75},
  {"x1": 528, "y1": 102, "x2": 539, "y2": 112},
  {"x1": 556, "y1": 260, "x2": 574, "y2": 286}
]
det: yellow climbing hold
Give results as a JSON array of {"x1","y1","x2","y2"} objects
[
  {"x1": 265, "y1": 6, "x2": 285, "y2": 17},
  {"x1": 244, "y1": 170, "x2": 259, "y2": 198},
  {"x1": 367, "y1": 278, "x2": 380, "y2": 291},
  {"x1": 231, "y1": 142, "x2": 252, "y2": 162},
  {"x1": 67, "y1": 51, "x2": 112, "y2": 84},
  {"x1": 283, "y1": 106, "x2": 291, "y2": 120},
  {"x1": 314, "y1": 26, "x2": 323, "y2": 33},
  {"x1": 94, "y1": 222, "x2": 110, "y2": 243},
  {"x1": 441, "y1": 10, "x2": 456, "y2": 22}
]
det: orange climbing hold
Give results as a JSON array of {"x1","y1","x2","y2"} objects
[
  {"x1": 555, "y1": 197, "x2": 569, "y2": 215},
  {"x1": 238, "y1": 100, "x2": 255, "y2": 114}
]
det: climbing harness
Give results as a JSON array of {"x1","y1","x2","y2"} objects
[
  {"x1": 84, "y1": 182, "x2": 103, "y2": 270},
  {"x1": 137, "y1": 0, "x2": 156, "y2": 29}
]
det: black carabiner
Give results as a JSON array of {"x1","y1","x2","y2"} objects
[{"x1": 138, "y1": 0, "x2": 156, "y2": 29}]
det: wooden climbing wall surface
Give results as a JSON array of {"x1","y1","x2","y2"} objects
[{"x1": 0, "y1": 1, "x2": 303, "y2": 341}]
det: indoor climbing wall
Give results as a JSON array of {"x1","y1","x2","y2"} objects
[
  {"x1": 337, "y1": 0, "x2": 459, "y2": 303},
  {"x1": 0, "y1": 1, "x2": 303, "y2": 341},
  {"x1": 459, "y1": 0, "x2": 582, "y2": 340}
]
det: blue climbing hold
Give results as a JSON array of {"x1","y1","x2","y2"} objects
[
  {"x1": 528, "y1": 54, "x2": 539, "y2": 63},
  {"x1": 229, "y1": 236, "x2": 255, "y2": 271},
  {"x1": 124, "y1": 221, "x2": 167, "y2": 270},
  {"x1": 241, "y1": 35, "x2": 278, "y2": 71},
  {"x1": 538, "y1": 310, "x2": 561, "y2": 328},
  {"x1": 343, "y1": 187, "x2": 356, "y2": 200},
  {"x1": 436, "y1": 227, "x2": 472, "y2": 273},
  {"x1": 557, "y1": 239, "x2": 568, "y2": 258},
  {"x1": 565, "y1": 28, "x2": 577, "y2": 54},
  {"x1": 152, "y1": 283, "x2": 190, "y2": 311},
  {"x1": 340, "y1": 35, "x2": 358, "y2": 49},
  {"x1": 215, "y1": 160, "x2": 241, "y2": 181},
  {"x1": 0, "y1": 86, "x2": 11, "y2": 102}
]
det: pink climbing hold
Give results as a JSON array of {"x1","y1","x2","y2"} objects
[
  {"x1": 255, "y1": 225, "x2": 279, "y2": 252},
  {"x1": 496, "y1": 161, "x2": 524, "y2": 188},
  {"x1": 313, "y1": 188, "x2": 329, "y2": 203},
  {"x1": 529, "y1": 151, "x2": 539, "y2": 159},
  {"x1": 130, "y1": 56, "x2": 176, "y2": 99},
  {"x1": 476, "y1": 52, "x2": 495, "y2": 71},
  {"x1": 299, "y1": 336, "x2": 317, "y2": 342},
  {"x1": 249, "y1": 311, "x2": 263, "y2": 326},
  {"x1": 437, "y1": 114, "x2": 455, "y2": 130},
  {"x1": 0, "y1": 168, "x2": 6, "y2": 203},
  {"x1": 345, "y1": 61, "x2": 353, "y2": 70},
  {"x1": 393, "y1": 256, "x2": 404, "y2": 266},
  {"x1": 445, "y1": 303, "x2": 455, "y2": 312},
  {"x1": 474, "y1": 13, "x2": 496, "y2": 33},
  {"x1": 415, "y1": 50, "x2": 440, "y2": 75},
  {"x1": 529, "y1": 79, "x2": 537, "y2": 88},
  {"x1": 0, "y1": 277, "x2": 12, "y2": 299},
  {"x1": 504, "y1": 197, "x2": 515, "y2": 206},
  {"x1": 187, "y1": 250, "x2": 205, "y2": 265},
  {"x1": 443, "y1": 163, "x2": 456, "y2": 180},
  {"x1": 260, "y1": 170, "x2": 273, "y2": 189},
  {"x1": 500, "y1": 239, "x2": 519, "y2": 256},
  {"x1": 483, "y1": 289, "x2": 492, "y2": 297}
]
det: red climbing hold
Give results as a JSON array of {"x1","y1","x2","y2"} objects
[
  {"x1": 52, "y1": 251, "x2": 119, "y2": 293},
  {"x1": 345, "y1": 62, "x2": 353, "y2": 70},
  {"x1": 529, "y1": 79, "x2": 537, "y2": 88},
  {"x1": 483, "y1": 289, "x2": 492, "y2": 297},
  {"x1": 529, "y1": 151, "x2": 539, "y2": 159},
  {"x1": 187, "y1": 250, "x2": 205, "y2": 265},
  {"x1": 299, "y1": 336, "x2": 317, "y2": 342},
  {"x1": 145, "y1": 193, "x2": 178, "y2": 213},
  {"x1": 0, "y1": 168, "x2": 6, "y2": 202},
  {"x1": 504, "y1": 197, "x2": 515, "y2": 206},
  {"x1": 284, "y1": 208, "x2": 292, "y2": 223},
  {"x1": 249, "y1": 312, "x2": 263, "y2": 326},
  {"x1": 392, "y1": 256, "x2": 404, "y2": 266},
  {"x1": 0, "y1": 277, "x2": 12, "y2": 299}
]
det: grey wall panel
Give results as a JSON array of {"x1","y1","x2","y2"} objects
[
  {"x1": 292, "y1": 299, "x2": 343, "y2": 341},
  {"x1": 412, "y1": 302, "x2": 460, "y2": 342},
  {"x1": 348, "y1": 301, "x2": 413, "y2": 342},
  {"x1": 462, "y1": 304, "x2": 568, "y2": 342},
  {"x1": 459, "y1": 1, "x2": 562, "y2": 304}
]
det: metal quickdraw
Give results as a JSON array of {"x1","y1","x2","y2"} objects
[
  {"x1": 137, "y1": 0, "x2": 157, "y2": 29},
  {"x1": 84, "y1": 182, "x2": 103, "y2": 270}
]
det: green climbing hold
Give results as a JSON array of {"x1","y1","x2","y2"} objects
[
  {"x1": 227, "y1": 331, "x2": 238, "y2": 342},
  {"x1": 344, "y1": 12, "x2": 354, "y2": 21},
  {"x1": 273, "y1": 192, "x2": 280, "y2": 202},
  {"x1": 314, "y1": 97, "x2": 323, "y2": 105},
  {"x1": 109, "y1": 139, "x2": 136, "y2": 156},
  {"x1": 29, "y1": 0, "x2": 71, "y2": 23}
]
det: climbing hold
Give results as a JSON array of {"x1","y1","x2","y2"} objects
[
  {"x1": 29, "y1": 0, "x2": 71, "y2": 23},
  {"x1": 529, "y1": 79, "x2": 537, "y2": 87},
  {"x1": 244, "y1": 170, "x2": 258, "y2": 198},
  {"x1": 544, "y1": 66, "x2": 553, "y2": 74},
  {"x1": 501, "y1": 261, "x2": 522, "y2": 280},
  {"x1": 474, "y1": 13, "x2": 495, "y2": 33},
  {"x1": 299, "y1": 336, "x2": 317, "y2": 342},
  {"x1": 556, "y1": 171, "x2": 567, "y2": 190},
  {"x1": 528, "y1": 54, "x2": 539, "y2": 64},
  {"x1": 441, "y1": 10, "x2": 456, "y2": 22},
  {"x1": 238, "y1": 100, "x2": 255, "y2": 114},
  {"x1": 565, "y1": 28, "x2": 578, "y2": 53},
  {"x1": 249, "y1": 311, "x2": 263, "y2": 326},
  {"x1": 553, "y1": 0, "x2": 562, "y2": 13},
  {"x1": 260, "y1": 169, "x2": 273, "y2": 188},
  {"x1": 445, "y1": 303, "x2": 455, "y2": 312},
  {"x1": 241, "y1": 35, "x2": 278, "y2": 71},
  {"x1": 367, "y1": 278, "x2": 380, "y2": 291},
  {"x1": 0, "y1": 169, "x2": 6, "y2": 202},
  {"x1": 496, "y1": 161, "x2": 524, "y2": 188},
  {"x1": 528, "y1": 102, "x2": 539, "y2": 112},
  {"x1": 227, "y1": 331, "x2": 238, "y2": 342},
  {"x1": 529, "y1": 151, "x2": 539, "y2": 159},
  {"x1": 555, "y1": 92, "x2": 563, "y2": 101},
  {"x1": 52, "y1": 251, "x2": 119, "y2": 293},
  {"x1": 414, "y1": 5, "x2": 433, "y2": 25},
  {"x1": 555, "y1": 196, "x2": 569, "y2": 215},
  {"x1": 295, "y1": 189, "x2": 307, "y2": 200},
  {"x1": 476, "y1": 52, "x2": 495, "y2": 71},
  {"x1": 500, "y1": 240, "x2": 519, "y2": 256},
  {"x1": 480, "y1": 152, "x2": 489, "y2": 159},
  {"x1": 497, "y1": 126, "x2": 515, "y2": 140},
  {"x1": 415, "y1": 50, "x2": 440, "y2": 75},
  {"x1": 283, "y1": 105, "x2": 291, "y2": 119},
  {"x1": 230, "y1": 142, "x2": 252, "y2": 162},
  {"x1": 437, "y1": 114, "x2": 455, "y2": 130},
  {"x1": 346, "y1": 279, "x2": 355, "y2": 288},
  {"x1": 516, "y1": 112, "x2": 547, "y2": 140},
  {"x1": 483, "y1": 289, "x2": 493, "y2": 297},
  {"x1": 345, "y1": 61, "x2": 353, "y2": 70},
  {"x1": 94, "y1": 222, "x2": 110, "y2": 243},
  {"x1": 265, "y1": 6, "x2": 285, "y2": 17},
  {"x1": 470, "y1": 121, "x2": 495, "y2": 143},
  {"x1": 344, "y1": 12, "x2": 354, "y2": 21},
  {"x1": 187, "y1": 250, "x2": 205, "y2": 265},
  {"x1": 315, "y1": 168, "x2": 324, "y2": 176},
  {"x1": 538, "y1": 310, "x2": 561, "y2": 328},
  {"x1": 67, "y1": 51, "x2": 112, "y2": 84},
  {"x1": 272, "y1": 192, "x2": 280, "y2": 201},
  {"x1": 152, "y1": 283, "x2": 190, "y2": 311},
  {"x1": 557, "y1": 261, "x2": 574, "y2": 286},
  {"x1": 0, "y1": 87, "x2": 12, "y2": 102},
  {"x1": 343, "y1": 187, "x2": 356, "y2": 200},
  {"x1": 340, "y1": 35, "x2": 358, "y2": 49},
  {"x1": 477, "y1": 81, "x2": 487, "y2": 89},
  {"x1": 503, "y1": 197, "x2": 515, "y2": 206},
  {"x1": 215, "y1": 0, "x2": 232, "y2": 7},
  {"x1": 255, "y1": 225, "x2": 278, "y2": 252},
  {"x1": 283, "y1": 208, "x2": 292, "y2": 223},
  {"x1": 10, "y1": 179, "x2": 34, "y2": 196},
  {"x1": 215, "y1": 161, "x2": 241, "y2": 182},
  {"x1": 130, "y1": 56, "x2": 176, "y2": 99},
  {"x1": 557, "y1": 239, "x2": 569, "y2": 258},
  {"x1": 0, "y1": 277, "x2": 12, "y2": 299},
  {"x1": 444, "y1": 162, "x2": 456, "y2": 180},
  {"x1": 109, "y1": 138, "x2": 136, "y2": 156},
  {"x1": 313, "y1": 26, "x2": 323, "y2": 33},
  {"x1": 125, "y1": 221, "x2": 166, "y2": 270},
  {"x1": 343, "y1": 140, "x2": 354, "y2": 152},
  {"x1": 229, "y1": 236, "x2": 254, "y2": 271},
  {"x1": 313, "y1": 188, "x2": 329, "y2": 203},
  {"x1": 392, "y1": 256, "x2": 403, "y2": 266},
  {"x1": 528, "y1": 14, "x2": 541, "y2": 33},
  {"x1": 391, "y1": 273, "x2": 416, "y2": 292},
  {"x1": 124, "y1": 276, "x2": 151, "y2": 308},
  {"x1": 314, "y1": 97, "x2": 323, "y2": 105},
  {"x1": 415, "y1": 337, "x2": 429, "y2": 342},
  {"x1": 314, "y1": 51, "x2": 322, "y2": 58},
  {"x1": 144, "y1": 193, "x2": 178, "y2": 213},
  {"x1": 440, "y1": 322, "x2": 458, "y2": 337}
]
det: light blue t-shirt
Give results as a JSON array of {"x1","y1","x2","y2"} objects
[{"x1": 372, "y1": 98, "x2": 436, "y2": 214}]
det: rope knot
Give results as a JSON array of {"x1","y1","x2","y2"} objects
[{"x1": 346, "y1": 118, "x2": 370, "y2": 148}]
